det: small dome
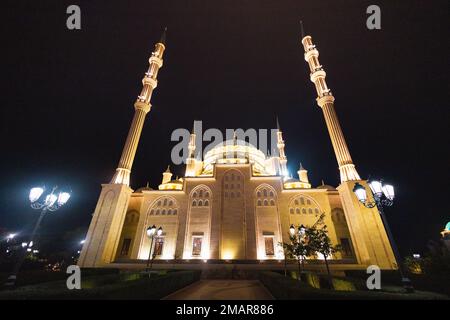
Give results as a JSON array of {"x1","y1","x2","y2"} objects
[
  {"x1": 135, "y1": 186, "x2": 153, "y2": 193},
  {"x1": 317, "y1": 184, "x2": 337, "y2": 191}
]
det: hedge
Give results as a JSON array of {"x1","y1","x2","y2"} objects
[
  {"x1": 0, "y1": 270, "x2": 201, "y2": 300},
  {"x1": 259, "y1": 271, "x2": 448, "y2": 300}
]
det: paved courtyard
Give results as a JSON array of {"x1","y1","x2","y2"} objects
[{"x1": 163, "y1": 280, "x2": 274, "y2": 300}]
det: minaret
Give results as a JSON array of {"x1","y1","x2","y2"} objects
[
  {"x1": 276, "y1": 117, "x2": 288, "y2": 177},
  {"x1": 111, "y1": 28, "x2": 167, "y2": 185},
  {"x1": 297, "y1": 163, "x2": 309, "y2": 184},
  {"x1": 78, "y1": 29, "x2": 168, "y2": 268},
  {"x1": 162, "y1": 165, "x2": 172, "y2": 184},
  {"x1": 300, "y1": 23, "x2": 360, "y2": 182},
  {"x1": 185, "y1": 123, "x2": 197, "y2": 177}
]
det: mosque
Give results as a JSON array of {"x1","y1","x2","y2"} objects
[{"x1": 78, "y1": 28, "x2": 397, "y2": 271}]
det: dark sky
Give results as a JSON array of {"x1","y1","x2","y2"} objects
[{"x1": 1, "y1": 1, "x2": 448, "y2": 255}]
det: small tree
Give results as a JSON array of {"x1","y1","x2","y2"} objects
[
  {"x1": 281, "y1": 229, "x2": 314, "y2": 281},
  {"x1": 308, "y1": 218, "x2": 341, "y2": 287}
]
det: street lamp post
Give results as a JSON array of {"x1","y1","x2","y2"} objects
[
  {"x1": 4, "y1": 186, "x2": 70, "y2": 287},
  {"x1": 146, "y1": 225, "x2": 162, "y2": 276},
  {"x1": 353, "y1": 180, "x2": 414, "y2": 292}
]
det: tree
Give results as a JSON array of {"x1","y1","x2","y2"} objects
[{"x1": 308, "y1": 216, "x2": 341, "y2": 287}]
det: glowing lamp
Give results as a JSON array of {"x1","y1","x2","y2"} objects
[
  {"x1": 298, "y1": 224, "x2": 306, "y2": 236},
  {"x1": 146, "y1": 225, "x2": 156, "y2": 237},
  {"x1": 57, "y1": 192, "x2": 71, "y2": 206},
  {"x1": 369, "y1": 180, "x2": 383, "y2": 197},
  {"x1": 289, "y1": 224, "x2": 295, "y2": 236},
  {"x1": 29, "y1": 187, "x2": 44, "y2": 203},
  {"x1": 44, "y1": 194, "x2": 57, "y2": 207},
  {"x1": 382, "y1": 184, "x2": 395, "y2": 201},
  {"x1": 7, "y1": 233, "x2": 16, "y2": 240},
  {"x1": 157, "y1": 226, "x2": 163, "y2": 236},
  {"x1": 353, "y1": 182, "x2": 367, "y2": 203}
]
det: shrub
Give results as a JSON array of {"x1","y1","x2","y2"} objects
[{"x1": 0, "y1": 270, "x2": 201, "y2": 300}]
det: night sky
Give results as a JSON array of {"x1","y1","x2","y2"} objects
[{"x1": 1, "y1": 1, "x2": 448, "y2": 256}]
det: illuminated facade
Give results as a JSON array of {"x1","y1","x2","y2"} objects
[{"x1": 78, "y1": 29, "x2": 397, "y2": 270}]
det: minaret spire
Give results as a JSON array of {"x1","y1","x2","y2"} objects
[
  {"x1": 275, "y1": 117, "x2": 288, "y2": 177},
  {"x1": 300, "y1": 20, "x2": 305, "y2": 39},
  {"x1": 111, "y1": 29, "x2": 167, "y2": 185},
  {"x1": 301, "y1": 30, "x2": 360, "y2": 182},
  {"x1": 159, "y1": 27, "x2": 167, "y2": 46},
  {"x1": 185, "y1": 120, "x2": 197, "y2": 177}
]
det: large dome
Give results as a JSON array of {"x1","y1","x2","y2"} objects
[{"x1": 203, "y1": 139, "x2": 267, "y2": 174}]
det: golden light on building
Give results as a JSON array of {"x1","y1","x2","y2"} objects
[{"x1": 78, "y1": 27, "x2": 397, "y2": 272}]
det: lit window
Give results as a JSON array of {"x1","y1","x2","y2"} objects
[
  {"x1": 120, "y1": 238, "x2": 131, "y2": 256},
  {"x1": 192, "y1": 237, "x2": 202, "y2": 256},
  {"x1": 264, "y1": 237, "x2": 274, "y2": 256},
  {"x1": 154, "y1": 237, "x2": 164, "y2": 256}
]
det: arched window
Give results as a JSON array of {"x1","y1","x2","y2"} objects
[
  {"x1": 302, "y1": 208, "x2": 306, "y2": 214},
  {"x1": 198, "y1": 200, "x2": 203, "y2": 206},
  {"x1": 257, "y1": 200, "x2": 262, "y2": 206},
  {"x1": 290, "y1": 208, "x2": 294, "y2": 214},
  {"x1": 263, "y1": 189, "x2": 268, "y2": 197},
  {"x1": 296, "y1": 208, "x2": 300, "y2": 214},
  {"x1": 263, "y1": 199, "x2": 268, "y2": 206},
  {"x1": 204, "y1": 200, "x2": 209, "y2": 206},
  {"x1": 148, "y1": 196, "x2": 179, "y2": 218},
  {"x1": 308, "y1": 208, "x2": 313, "y2": 214},
  {"x1": 192, "y1": 200, "x2": 197, "y2": 207},
  {"x1": 270, "y1": 200, "x2": 275, "y2": 206}
]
